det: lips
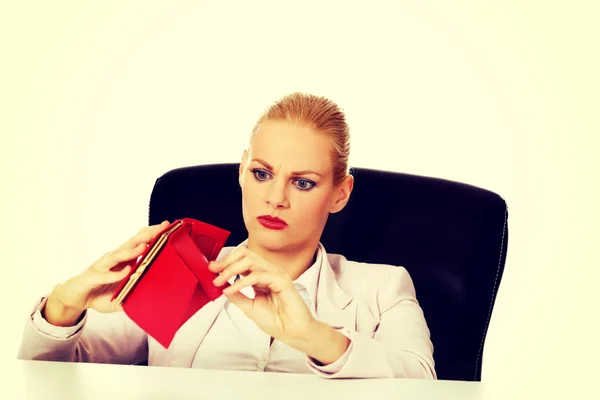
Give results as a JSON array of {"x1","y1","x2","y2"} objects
[
  {"x1": 257, "y1": 215, "x2": 287, "y2": 230},
  {"x1": 258, "y1": 215, "x2": 287, "y2": 224}
]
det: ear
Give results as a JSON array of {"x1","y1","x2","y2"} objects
[
  {"x1": 329, "y1": 174, "x2": 354, "y2": 214},
  {"x1": 239, "y1": 149, "x2": 248, "y2": 187}
]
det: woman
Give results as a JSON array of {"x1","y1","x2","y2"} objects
[{"x1": 18, "y1": 92, "x2": 436, "y2": 379}]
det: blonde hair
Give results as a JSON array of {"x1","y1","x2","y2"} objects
[{"x1": 251, "y1": 92, "x2": 351, "y2": 186}]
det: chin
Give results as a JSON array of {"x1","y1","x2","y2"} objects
[
  {"x1": 252, "y1": 231, "x2": 289, "y2": 249},
  {"x1": 248, "y1": 224, "x2": 297, "y2": 252}
]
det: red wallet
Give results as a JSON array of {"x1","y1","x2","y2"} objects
[{"x1": 111, "y1": 218, "x2": 231, "y2": 348}]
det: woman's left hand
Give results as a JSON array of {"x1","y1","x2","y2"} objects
[{"x1": 208, "y1": 247, "x2": 318, "y2": 344}]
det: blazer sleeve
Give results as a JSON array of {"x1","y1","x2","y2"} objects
[
  {"x1": 17, "y1": 296, "x2": 148, "y2": 365},
  {"x1": 306, "y1": 267, "x2": 437, "y2": 379}
]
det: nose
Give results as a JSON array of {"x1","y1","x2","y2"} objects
[{"x1": 265, "y1": 177, "x2": 289, "y2": 209}]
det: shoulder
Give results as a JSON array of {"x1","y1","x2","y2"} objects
[
  {"x1": 327, "y1": 252, "x2": 411, "y2": 284},
  {"x1": 326, "y1": 253, "x2": 417, "y2": 310}
]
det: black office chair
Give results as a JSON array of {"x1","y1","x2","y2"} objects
[{"x1": 146, "y1": 163, "x2": 508, "y2": 382}]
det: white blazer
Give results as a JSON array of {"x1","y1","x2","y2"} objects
[{"x1": 17, "y1": 243, "x2": 436, "y2": 379}]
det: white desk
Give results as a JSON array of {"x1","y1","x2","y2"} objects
[{"x1": 1, "y1": 360, "x2": 577, "y2": 399}]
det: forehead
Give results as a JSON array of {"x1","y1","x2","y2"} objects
[{"x1": 250, "y1": 120, "x2": 333, "y2": 171}]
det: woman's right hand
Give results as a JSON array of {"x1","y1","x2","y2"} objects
[{"x1": 42, "y1": 220, "x2": 171, "y2": 327}]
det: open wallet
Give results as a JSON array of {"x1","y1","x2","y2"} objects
[{"x1": 111, "y1": 218, "x2": 231, "y2": 348}]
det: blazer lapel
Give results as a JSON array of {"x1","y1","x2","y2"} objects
[{"x1": 315, "y1": 246, "x2": 357, "y2": 331}]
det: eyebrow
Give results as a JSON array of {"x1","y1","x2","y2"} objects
[{"x1": 251, "y1": 158, "x2": 323, "y2": 178}]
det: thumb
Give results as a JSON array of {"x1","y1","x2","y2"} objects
[
  {"x1": 224, "y1": 291, "x2": 253, "y2": 317},
  {"x1": 98, "y1": 265, "x2": 132, "y2": 285}
]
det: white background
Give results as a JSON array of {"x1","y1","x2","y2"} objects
[{"x1": 2, "y1": 0, "x2": 598, "y2": 387}]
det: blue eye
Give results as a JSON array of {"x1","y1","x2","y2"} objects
[
  {"x1": 252, "y1": 169, "x2": 271, "y2": 181},
  {"x1": 294, "y1": 179, "x2": 316, "y2": 191}
]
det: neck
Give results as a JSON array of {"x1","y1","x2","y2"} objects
[{"x1": 246, "y1": 238, "x2": 319, "y2": 281}]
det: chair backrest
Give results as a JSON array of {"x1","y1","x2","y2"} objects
[{"x1": 148, "y1": 163, "x2": 508, "y2": 381}]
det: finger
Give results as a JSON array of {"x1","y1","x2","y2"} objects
[
  {"x1": 223, "y1": 290, "x2": 253, "y2": 316},
  {"x1": 94, "y1": 242, "x2": 147, "y2": 272},
  {"x1": 209, "y1": 247, "x2": 250, "y2": 272},
  {"x1": 126, "y1": 221, "x2": 171, "y2": 249},
  {"x1": 213, "y1": 257, "x2": 263, "y2": 287},
  {"x1": 96, "y1": 265, "x2": 132, "y2": 285},
  {"x1": 113, "y1": 242, "x2": 147, "y2": 264},
  {"x1": 222, "y1": 271, "x2": 282, "y2": 295}
]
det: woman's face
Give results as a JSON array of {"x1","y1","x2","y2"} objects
[{"x1": 239, "y1": 120, "x2": 352, "y2": 253}]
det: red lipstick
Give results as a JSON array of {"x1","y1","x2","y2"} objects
[{"x1": 257, "y1": 215, "x2": 287, "y2": 230}]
